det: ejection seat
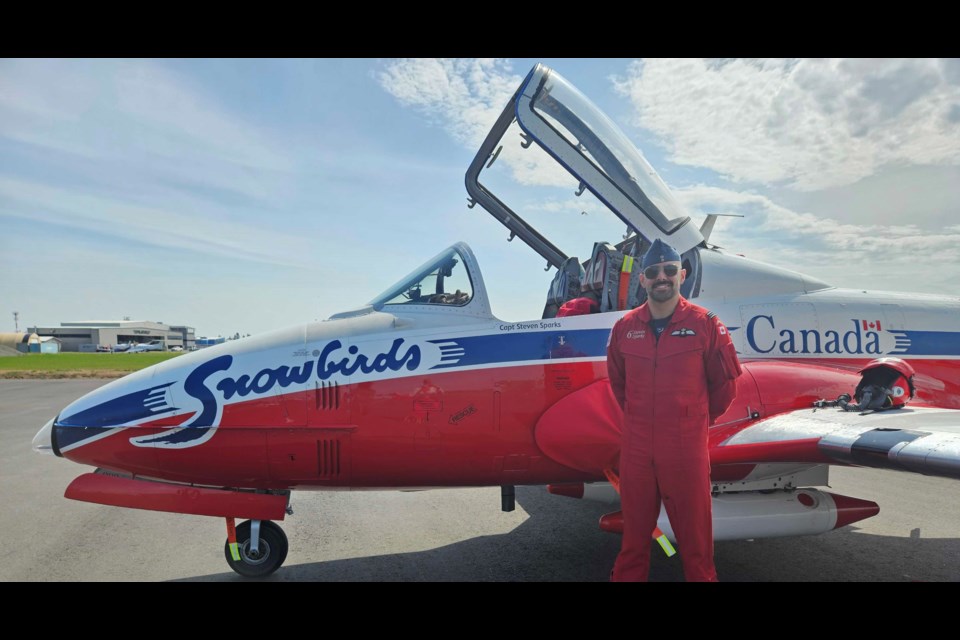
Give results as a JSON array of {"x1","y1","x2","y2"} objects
[
  {"x1": 581, "y1": 240, "x2": 648, "y2": 313},
  {"x1": 542, "y1": 257, "x2": 585, "y2": 319}
]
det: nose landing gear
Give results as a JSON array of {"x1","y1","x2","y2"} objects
[{"x1": 224, "y1": 518, "x2": 289, "y2": 578}]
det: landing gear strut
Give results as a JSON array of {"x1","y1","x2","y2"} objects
[{"x1": 224, "y1": 519, "x2": 289, "y2": 578}]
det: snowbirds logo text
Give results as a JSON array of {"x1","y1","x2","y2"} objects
[{"x1": 134, "y1": 339, "x2": 421, "y2": 449}]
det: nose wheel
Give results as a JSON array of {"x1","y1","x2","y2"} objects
[{"x1": 224, "y1": 519, "x2": 289, "y2": 578}]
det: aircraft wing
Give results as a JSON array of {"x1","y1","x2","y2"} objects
[
  {"x1": 712, "y1": 406, "x2": 960, "y2": 481},
  {"x1": 535, "y1": 380, "x2": 960, "y2": 482}
]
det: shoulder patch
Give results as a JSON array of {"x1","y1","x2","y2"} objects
[{"x1": 706, "y1": 311, "x2": 717, "y2": 319}]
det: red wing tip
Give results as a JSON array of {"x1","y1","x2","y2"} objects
[{"x1": 829, "y1": 492, "x2": 880, "y2": 529}]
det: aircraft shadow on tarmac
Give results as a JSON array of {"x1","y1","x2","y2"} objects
[{"x1": 175, "y1": 485, "x2": 960, "y2": 582}]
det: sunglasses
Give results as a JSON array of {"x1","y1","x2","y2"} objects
[{"x1": 643, "y1": 264, "x2": 681, "y2": 279}]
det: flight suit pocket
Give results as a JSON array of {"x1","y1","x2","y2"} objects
[{"x1": 716, "y1": 341, "x2": 743, "y2": 380}]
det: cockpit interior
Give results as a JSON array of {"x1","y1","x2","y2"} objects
[{"x1": 369, "y1": 247, "x2": 474, "y2": 309}]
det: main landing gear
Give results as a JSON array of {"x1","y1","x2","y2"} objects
[{"x1": 224, "y1": 518, "x2": 289, "y2": 578}]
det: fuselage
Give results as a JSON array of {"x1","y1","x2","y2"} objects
[{"x1": 41, "y1": 253, "x2": 960, "y2": 491}]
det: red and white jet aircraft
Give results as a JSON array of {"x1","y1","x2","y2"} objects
[{"x1": 33, "y1": 64, "x2": 960, "y2": 577}]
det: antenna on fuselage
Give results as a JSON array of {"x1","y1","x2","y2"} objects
[{"x1": 700, "y1": 213, "x2": 744, "y2": 243}]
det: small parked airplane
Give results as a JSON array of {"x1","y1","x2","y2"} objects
[
  {"x1": 33, "y1": 64, "x2": 960, "y2": 577},
  {"x1": 126, "y1": 341, "x2": 165, "y2": 353}
]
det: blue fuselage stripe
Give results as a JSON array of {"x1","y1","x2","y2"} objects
[
  {"x1": 429, "y1": 329, "x2": 610, "y2": 369},
  {"x1": 890, "y1": 330, "x2": 960, "y2": 355}
]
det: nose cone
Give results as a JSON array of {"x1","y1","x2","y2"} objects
[{"x1": 33, "y1": 418, "x2": 57, "y2": 456}]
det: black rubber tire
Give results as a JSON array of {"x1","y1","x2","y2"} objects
[{"x1": 224, "y1": 520, "x2": 289, "y2": 578}]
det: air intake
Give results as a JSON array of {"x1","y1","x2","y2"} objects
[
  {"x1": 315, "y1": 381, "x2": 340, "y2": 410},
  {"x1": 317, "y1": 439, "x2": 341, "y2": 478}
]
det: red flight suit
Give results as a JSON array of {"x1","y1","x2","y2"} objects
[{"x1": 607, "y1": 296, "x2": 741, "y2": 581}]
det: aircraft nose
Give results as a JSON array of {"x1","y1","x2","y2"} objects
[{"x1": 32, "y1": 418, "x2": 57, "y2": 456}]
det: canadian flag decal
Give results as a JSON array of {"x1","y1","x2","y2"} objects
[{"x1": 862, "y1": 319, "x2": 882, "y2": 331}]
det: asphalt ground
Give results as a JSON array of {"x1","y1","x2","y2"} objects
[{"x1": 2, "y1": 379, "x2": 958, "y2": 581}]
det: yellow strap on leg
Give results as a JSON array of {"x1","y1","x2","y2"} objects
[
  {"x1": 653, "y1": 527, "x2": 677, "y2": 557},
  {"x1": 226, "y1": 517, "x2": 241, "y2": 561}
]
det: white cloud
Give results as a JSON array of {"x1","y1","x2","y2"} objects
[
  {"x1": 528, "y1": 199, "x2": 589, "y2": 214},
  {"x1": 613, "y1": 58, "x2": 960, "y2": 191},
  {"x1": 377, "y1": 58, "x2": 572, "y2": 187},
  {"x1": 377, "y1": 58, "x2": 519, "y2": 146},
  {"x1": 675, "y1": 184, "x2": 960, "y2": 293}
]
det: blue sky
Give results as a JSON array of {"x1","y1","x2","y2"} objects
[{"x1": 2, "y1": 58, "x2": 958, "y2": 337}]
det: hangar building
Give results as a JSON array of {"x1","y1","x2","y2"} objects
[{"x1": 29, "y1": 321, "x2": 196, "y2": 352}]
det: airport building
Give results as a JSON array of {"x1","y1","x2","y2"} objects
[
  {"x1": 0, "y1": 332, "x2": 55, "y2": 354},
  {"x1": 29, "y1": 321, "x2": 196, "y2": 352}
]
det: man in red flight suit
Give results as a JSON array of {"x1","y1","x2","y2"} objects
[{"x1": 607, "y1": 238, "x2": 742, "y2": 582}]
